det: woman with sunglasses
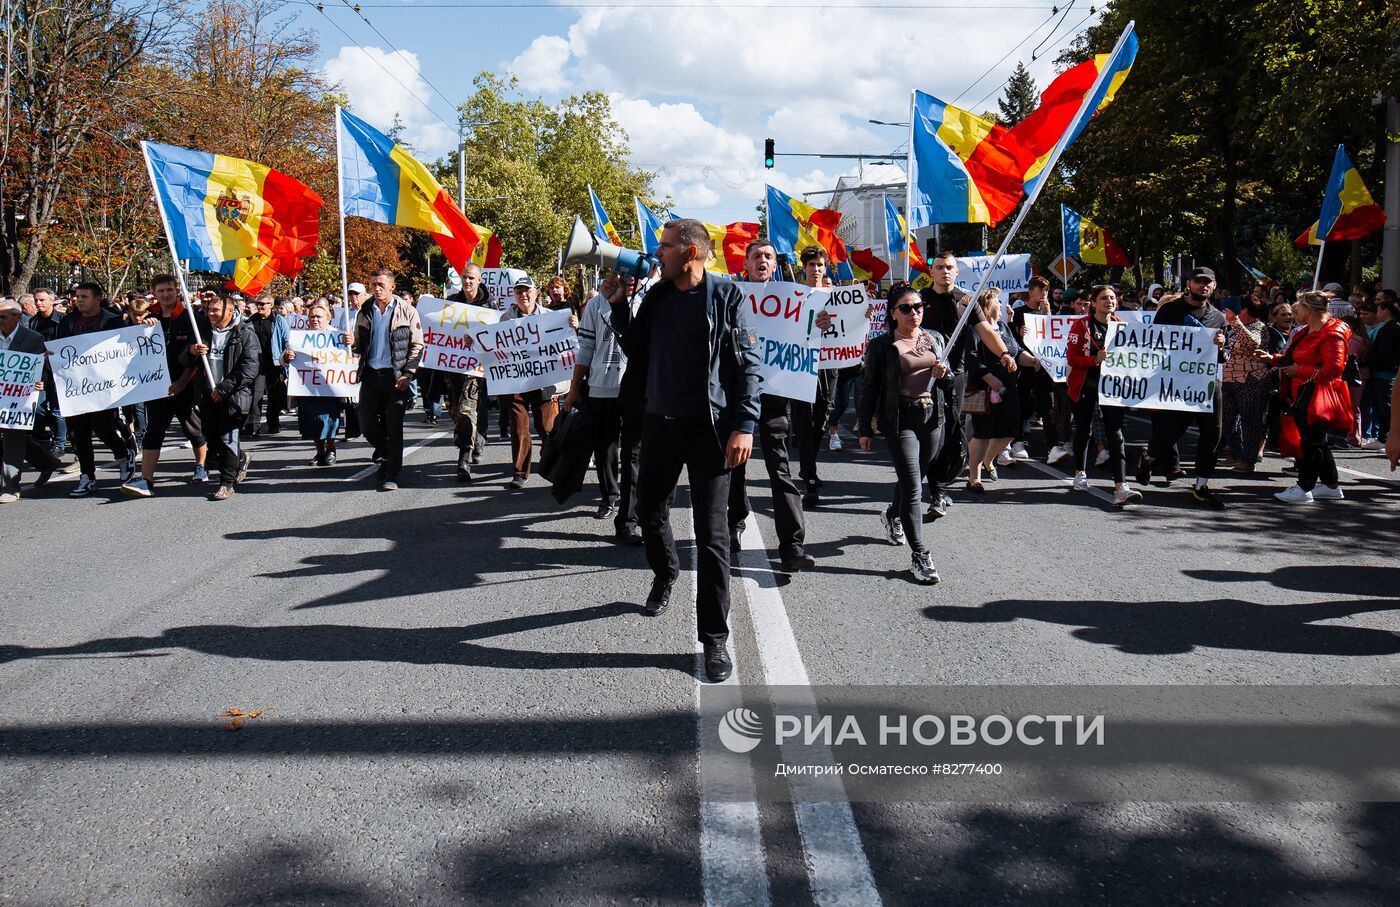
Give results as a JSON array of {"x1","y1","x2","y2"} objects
[
  {"x1": 1065, "y1": 284, "x2": 1141, "y2": 506},
  {"x1": 857, "y1": 283, "x2": 949, "y2": 585}
]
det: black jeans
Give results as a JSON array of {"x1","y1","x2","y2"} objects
[
  {"x1": 728, "y1": 396, "x2": 805, "y2": 558},
  {"x1": 198, "y1": 396, "x2": 242, "y2": 486},
  {"x1": 266, "y1": 371, "x2": 287, "y2": 431},
  {"x1": 142, "y1": 385, "x2": 205, "y2": 451},
  {"x1": 65, "y1": 409, "x2": 135, "y2": 477},
  {"x1": 636, "y1": 414, "x2": 732, "y2": 647},
  {"x1": 1072, "y1": 389, "x2": 1126, "y2": 483},
  {"x1": 1017, "y1": 366, "x2": 1059, "y2": 448},
  {"x1": 242, "y1": 373, "x2": 267, "y2": 433},
  {"x1": 358, "y1": 368, "x2": 409, "y2": 480},
  {"x1": 885, "y1": 399, "x2": 943, "y2": 558},
  {"x1": 1147, "y1": 387, "x2": 1223, "y2": 480},
  {"x1": 791, "y1": 371, "x2": 833, "y2": 485},
  {"x1": 1297, "y1": 418, "x2": 1339, "y2": 491},
  {"x1": 590, "y1": 394, "x2": 642, "y2": 532}
]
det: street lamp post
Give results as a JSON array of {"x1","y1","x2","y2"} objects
[{"x1": 457, "y1": 119, "x2": 503, "y2": 212}]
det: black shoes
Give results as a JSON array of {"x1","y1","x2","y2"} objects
[
  {"x1": 729, "y1": 521, "x2": 745, "y2": 552},
  {"x1": 456, "y1": 451, "x2": 473, "y2": 483},
  {"x1": 802, "y1": 479, "x2": 820, "y2": 508},
  {"x1": 595, "y1": 499, "x2": 618, "y2": 520},
  {"x1": 645, "y1": 575, "x2": 674, "y2": 616},
  {"x1": 616, "y1": 526, "x2": 644, "y2": 545},
  {"x1": 1134, "y1": 450, "x2": 1153, "y2": 486},
  {"x1": 1191, "y1": 485, "x2": 1225, "y2": 510},
  {"x1": 703, "y1": 644, "x2": 732, "y2": 683},
  {"x1": 780, "y1": 552, "x2": 817, "y2": 574}
]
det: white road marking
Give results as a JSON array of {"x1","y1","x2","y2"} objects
[
  {"x1": 344, "y1": 430, "x2": 450, "y2": 481},
  {"x1": 1020, "y1": 458, "x2": 1120, "y2": 505},
  {"x1": 734, "y1": 521, "x2": 883, "y2": 907}
]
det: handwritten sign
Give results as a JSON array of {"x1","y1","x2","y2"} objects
[
  {"x1": 0, "y1": 351, "x2": 44, "y2": 429},
  {"x1": 735, "y1": 281, "x2": 819, "y2": 403},
  {"x1": 1115, "y1": 310, "x2": 1155, "y2": 325},
  {"x1": 288, "y1": 329, "x2": 359, "y2": 398},
  {"x1": 479, "y1": 307, "x2": 578, "y2": 396},
  {"x1": 45, "y1": 324, "x2": 170, "y2": 417},
  {"x1": 1099, "y1": 322, "x2": 1219, "y2": 413},
  {"x1": 868, "y1": 299, "x2": 888, "y2": 338},
  {"x1": 480, "y1": 268, "x2": 530, "y2": 311},
  {"x1": 416, "y1": 295, "x2": 501, "y2": 378},
  {"x1": 954, "y1": 254, "x2": 1031, "y2": 294},
  {"x1": 284, "y1": 312, "x2": 311, "y2": 330},
  {"x1": 809, "y1": 284, "x2": 871, "y2": 370},
  {"x1": 1020, "y1": 313, "x2": 1082, "y2": 383}
]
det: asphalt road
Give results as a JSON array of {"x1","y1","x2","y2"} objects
[{"x1": 2, "y1": 403, "x2": 1397, "y2": 906}]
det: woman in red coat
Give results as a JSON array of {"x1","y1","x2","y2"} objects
[
  {"x1": 1261, "y1": 290, "x2": 1352, "y2": 503},
  {"x1": 1065, "y1": 285, "x2": 1141, "y2": 507}
]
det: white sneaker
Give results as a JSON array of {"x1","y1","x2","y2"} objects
[
  {"x1": 996, "y1": 449, "x2": 1014, "y2": 467},
  {"x1": 881, "y1": 509, "x2": 905, "y2": 546},
  {"x1": 910, "y1": 552, "x2": 941, "y2": 585},
  {"x1": 1274, "y1": 484, "x2": 1313, "y2": 504},
  {"x1": 70, "y1": 474, "x2": 97, "y2": 497},
  {"x1": 1095, "y1": 448, "x2": 1110, "y2": 467},
  {"x1": 1072, "y1": 471, "x2": 1090, "y2": 491},
  {"x1": 828, "y1": 433, "x2": 843, "y2": 451},
  {"x1": 1311, "y1": 484, "x2": 1345, "y2": 500},
  {"x1": 1113, "y1": 485, "x2": 1142, "y2": 508},
  {"x1": 118, "y1": 452, "x2": 136, "y2": 482},
  {"x1": 1360, "y1": 439, "x2": 1383, "y2": 450},
  {"x1": 120, "y1": 476, "x2": 153, "y2": 498},
  {"x1": 1047, "y1": 444, "x2": 1071, "y2": 465},
  {"x1": 1011, "y1": 441, "x2": 1030, "y2": 460}
]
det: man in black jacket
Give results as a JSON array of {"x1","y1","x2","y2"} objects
[
  {"x1": 184, "y1": 293, "x2": 260, "y2": 500},
  {"x1": 1134, "y1": 267, "x2": 1229, "y2": 509},
  {"x1": 52, "y1": 283, "x2": 138, "y2": 497},
  {"x1": 605, "y1": 219, "x2": 763, "y2": 683}
]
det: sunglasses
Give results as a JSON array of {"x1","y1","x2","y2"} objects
[{"x1": 895, "y1": 303, "x2": 924, "y2": 314}]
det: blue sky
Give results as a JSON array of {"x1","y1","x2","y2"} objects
[{"x1": 293, "y1": 0, "x2": 1098, "y2": 229}]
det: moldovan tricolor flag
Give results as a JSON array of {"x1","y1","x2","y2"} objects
[
  {"x1": 469, "y1": 225, "x2": 503, "y2": 269},
  {"x1": 908, "y1": 91, "x2": 1033, "y2": 228},
  {"x1": 1061, "y1": 205, "x2": 1131, "y2": 266},
  {"x1": 142, "y1": 140, "x2": 323, "y2": 272},
  {"x1": 336, "y1": 107, "x2": 480, "y2": 273},
  {"x1": 635, "y1": 198, "x2": 666, "y2": 254},
  {"x1": 766, "y1": 185, "x2": 849, "y2": 267},
  {"x1": 703, "y1": 221, "x2": 761, "y2": 276},
  {"x1": 589, "y1": 185, "x2": 625, "y2": 246}
]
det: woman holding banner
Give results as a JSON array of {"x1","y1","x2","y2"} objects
[
  {"x1": 1066, "y1": 285, "x2": 1141, "y2": 508},
  {"x1": 297, "y1": 303, "x2": 343, "y2": 467},
  {"x1": 857, "y1": 283, "x2": 949, "y2": 585}
]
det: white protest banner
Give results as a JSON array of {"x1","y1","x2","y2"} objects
[
  {"x1": 417, "y1": 295, "x2": 501, "y2": 377},
  {"x1": 1099, "y1": 322, "x2": 1219, "y2": 413},
  {"x1": 480, "y1": 268, "x2": 529, "y2": 310},
  {"x1": 0, "y1": 351, "x2": 44, "y2": 429},
  {"x1": 1020, "y1": 313, "x2": 1082, "y2": 382},
  {"x1": 735, "y1": 281, "x2": 819, "y2": 403},
  {"x1": 809, "y1": 284, "x2": 871, "y2": 370},
  {"x1": 285, "y1": 312, "x2": 311, "y2": 330},
  {"x1": 954, "y1": 253, "x2": 1031, "y2": 294},
  {"x1": 46, "y1": 324, "x2": 170, "y2": 417},
  {"x1": 479, "y1": 307, "x2": 578, "y2": 395},
  {"x1": 1115, "y1": 310, "x2": 1155, "y2": 325},
  {"x1": 288, "y1": 329, "x2": 359, "y2": 398},
  {"x1": 867, "y1": 299, "x2": 888, "y2": 338}
]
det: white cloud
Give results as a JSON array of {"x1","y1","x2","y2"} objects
[
  {"x1": 324, "y1": 45, "x2": 455, "y2": 157},
  {"x1": 504, "y1": 35, "x2": 572, "y2": 94},
  {"x1": 677, "y1": 182, "x2": 721, "y2": 207}
]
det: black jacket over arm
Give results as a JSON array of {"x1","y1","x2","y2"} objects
[{"x1": 857, "y1": 328, "x2": 950, "y2": 439}]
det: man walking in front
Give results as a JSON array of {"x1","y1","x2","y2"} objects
[
  {"x1": 605, "y1": 219, "x2": 763, "y2": 683},
  {"x1": 348, "y1": 269, "x2": 423, "y2": 491}
]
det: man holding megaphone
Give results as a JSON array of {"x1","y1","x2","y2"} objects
[{"x1": 600, "y1": 219, "x2": 763, "y2": 683}]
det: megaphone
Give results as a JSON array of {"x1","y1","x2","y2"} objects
[{"x1": 561, "y1": 215, "x2": 658, "y2": 279}]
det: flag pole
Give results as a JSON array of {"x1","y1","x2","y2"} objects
[
  {"x1": 1311, "y1": 240, "x2": 1326, "y2": 291},
  {"x1": 904, "y1": 90, "x2": 915, "y2": 282},
  {"x1": 140, "y1": 140, "x2": 215, "y2": 388},
  {"x1": 335, "y1": 106, "x2": 351, "y2": 334},
  {"x1": 1060, "y1": 204, "x2": 1070, "y2": 290},
  {"x1": 946, "y1": 20, "x2": 1135, "y2": 350}
]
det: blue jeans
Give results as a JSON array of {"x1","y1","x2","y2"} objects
[
  {"x1": 38, "y1": 387, "x2": 66, "y2": 451},
  {"x1": 1361, "y1": 375, "x2": 1393, "y2": 441}
]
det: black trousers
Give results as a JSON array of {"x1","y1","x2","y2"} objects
[
  {"x1": 1146, "y1": 387, "x2": 1222, "y2": 480},
  {"x1": 266, "y1": 371, "x2": 287, "y2": 431},
  {"x1": 728, "y1": 396, "x2": 805, "y2": 558},
  {"x1": 1016, "y1": 366, "x2": 1059, "y2": 448},
  {"x1": 1072, "y1": 389, "x2": 1126, "y2": 484},
  {"x1": 589, "y1": 394, "x2": 642, "y2": 532},
  {"x1": 358, "y1": 368, "x2": 409, "y2": 480},
  {"x1": 142, "y1": 385, "x2": 205, "y2": 451},
  {"x1": 791, "y1": 371, "x2": 834, "y2": 485},
  {"x1": 886, "y1": 399, "x2": 943, "y2": 558},
  {"x1": 636, "y1": 414, "x2": 731, "y2": 647},
  {"x1": 1297, "y1": 418, "x2": 1339, "y2": 491},
  {"x1": 65, "y1": 409, "x2": 135, "y2": 477},
  {"x1": 198, "y1": 396, "x2": 242, "y2": 486},
  {"x1": 242, "y1": 374, "x2": 267, "y2": 433}
]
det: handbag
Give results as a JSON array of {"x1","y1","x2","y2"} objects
[
  {"x1": 961, "y1": 389, "x2": 989, "y2": 415},
  {"x1": 1290, "y1": 379, "x2": 1353, "y2": 433}
]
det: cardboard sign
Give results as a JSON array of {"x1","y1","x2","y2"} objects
[
  {"x1": 1099, "y1": 322, "x2": 1220, "y2": 413},
  {"x1": 478, "y1": 307, "x2": 578, "y2": 395},
  {"x1": 0, "y1": 350, "x2": 44, "y2": 429},
  {"x1": 417, "y1": 295, "x2": 501, "y2": 378},
  {"x1": 809, "y1": 284, "x2": 871, "y2": 370},
  {"x1": 1020, "y1": 313, "x2": 1083, "y2": 382},
  {"x1": 735, "y1": 281, "x2": 819, "y2": 402},
  {"x1": 285, "y1": 312, "x2": 311, "y2": 330},
  {"x1": 288, "y1": 329, "x2": 359, "y2": 398},
  {"x1": 45, "y1": 324, "x2": 170, "y2": 417}
]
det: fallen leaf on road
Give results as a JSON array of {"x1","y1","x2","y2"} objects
[{"x1": 222, "y1": 707, "x2": 272, "y2": 731}]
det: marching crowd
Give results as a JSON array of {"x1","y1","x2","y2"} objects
[{"x1": 2, "y1": 224, "x2": 1397, "y2": 676}]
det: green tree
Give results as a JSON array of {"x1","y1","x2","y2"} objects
[
  {"x1": 1254, "y1": 225, "x2": 1304, "y2": 290},
  {"x1": 998, "y1": 62, "x2": 1039, "y2": 125}
]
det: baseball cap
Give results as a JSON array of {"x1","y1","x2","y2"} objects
[
  {"x1": 348, "y1": 282, "x2": 366, "y2": 294},
  {"x1": 1322, "y1": 282, "x2": 1344, "y2": 295},
  {"x1": 513, "y1": 275, "x2": 536, "y2": 289},
  {"x1": 1187, "y1": 266, "x2": 1216, "y2": 282}
]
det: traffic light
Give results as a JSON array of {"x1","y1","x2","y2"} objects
[{"x1": 764, "y1": 138, "x2": 775, "y2": 169}]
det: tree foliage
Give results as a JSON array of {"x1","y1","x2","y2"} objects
[{"x1": 998, "y1": 62, "x2": 1040, "y2": 125}]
